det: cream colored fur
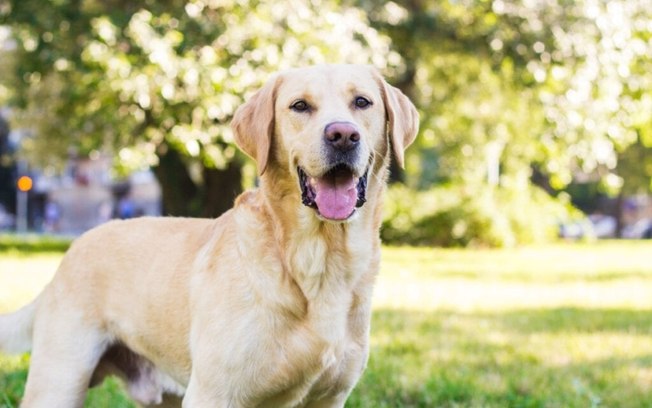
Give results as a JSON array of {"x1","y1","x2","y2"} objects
[{"x1": 0, "y1": 64, "x2": 418, "y2": 408}]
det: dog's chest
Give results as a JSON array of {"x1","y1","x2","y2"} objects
[
  {"x1": 256, "y1": 310, "x2": 362, "y2": 408},
  {"x1": 277, "y1": 235, "x2": 370, "y2": 403},
  {"x1": 203, "y1": 215, "x2": 375, "y2": 406}
]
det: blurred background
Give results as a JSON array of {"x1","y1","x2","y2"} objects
[
  {"x1": 0, "y1": 0, "x2": 650, "y2": 245},
  {"x1": 1, "y1": 1, "x2": 652, "y2": 406}
]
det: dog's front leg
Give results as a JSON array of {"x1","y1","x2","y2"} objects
[
  {"x1": 182, "y1": 328, "x2": 249, "y2": 408},
  {"x1": 182, "y1": 375, "x2": 236, "y2": 408},
  {"x1": 303, "y1": 393, "x2": 348, "y2": 408}
]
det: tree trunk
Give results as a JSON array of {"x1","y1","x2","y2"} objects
[
  {"x1": 0, "y1": 115, "x2": 17, "y2": 214},
  {"x1": 201, "y1": 160, "x2": 243, "y2": 219},
  {"x1": 388, "y1": 64, "x2": 417, "y2": 184},
  {"x1": 153, "y1": 147, "x2": 199, "y2": 216},
  {"x1": 153, "y1": 145, "x2": 243, "y2": 218},
  {"x1": 614, "y1": 191, "x2": 625, "y2": 238}
]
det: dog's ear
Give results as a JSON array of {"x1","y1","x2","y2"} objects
[
  {"x1": 232, "y1": 75, "x2": 280, "y2": 176},
  {"x1": 376, "y1": 73, "x2": 419, "y2": 168}
]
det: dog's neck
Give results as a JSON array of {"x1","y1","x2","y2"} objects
[
  {"x1": 259, "y1": 167, "x2": 385, "y2": 281},
  {"x1": 257, "y1": 165, "x2": 386, "y2": 342}
]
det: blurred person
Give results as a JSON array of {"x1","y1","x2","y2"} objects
[
  {"x1": 117, "y1": 196, "x2": 135, "y2": 219},
  {"x1": 43, "y1": 200, "x2": 60, "y2": 233}
]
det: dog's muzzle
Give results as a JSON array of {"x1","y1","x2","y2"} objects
[{"x1": 298, "y1": 164, "x2": 368, "y2": 221}]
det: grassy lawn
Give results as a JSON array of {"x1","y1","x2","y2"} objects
[{"x1": 1, "y1": 241, "x2": 652, "y2": 407}]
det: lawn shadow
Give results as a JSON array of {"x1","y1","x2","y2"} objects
[
  {"x1": 427, "y1": 270, "x2": 652, "y2": 283},
  {"x1": 347, "y1": 307, "x2": 652, "y2": 408},
  {"x1": 492, "y1": 307, "x2": 652, "y2": 335}
]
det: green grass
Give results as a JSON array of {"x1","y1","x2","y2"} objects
[
  {"x1": 0, "y1": 233, "x2": 72, "y2": 254},
  {"x1": 2, "y1": 241, "x2": 652, "y2": 407}
]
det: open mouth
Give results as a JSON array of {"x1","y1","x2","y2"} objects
[{"x1": 298, "y1": 164, "x2": 368, "y2": 221}]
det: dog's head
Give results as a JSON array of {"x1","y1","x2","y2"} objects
[{"x1": 232, "y1": 64, "x2": 418, "y2": 222}]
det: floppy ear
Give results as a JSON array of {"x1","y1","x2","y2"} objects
[
  {"x1": 377, "y1": 74, "x2": 420, "y2": 168},
  {"x1": 231, "y1": 75, "x2": 280, "y2": 175}
]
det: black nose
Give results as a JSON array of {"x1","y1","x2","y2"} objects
[{"x1": 324, "y1": 122, "x2": 360, "y2": 151}]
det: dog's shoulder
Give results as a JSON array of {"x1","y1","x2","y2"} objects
[{"x1": 234, "y1": 189, "x2": 264, "y2": 213}]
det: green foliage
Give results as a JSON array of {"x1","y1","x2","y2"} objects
[
  {"x1": 617, "y1": 132, "x2": 652, "y2": 195},
  {"x1": 0, "y1": 0, "x2": 394, "y2": 173},
  {"x1": 361, "y1": 0, "x2": 652, "y2": 193},
  {"x1": 382, "y1": 184, "x2": 578, "y2": 247},
  {"x1": 0, "y1": 0, "x2": 396, "y2": 216}
]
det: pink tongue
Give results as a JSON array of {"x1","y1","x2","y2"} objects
[{"x1": 314, "y1": 175, "x2": 358, "y2": 220}]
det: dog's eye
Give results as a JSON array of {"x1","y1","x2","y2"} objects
[
  {"x1": 290, "y1": 100, "x2": 310, "y2": 112},
  {"x1": 354, "y1": 96, "x2": 372, "y2": 109}
]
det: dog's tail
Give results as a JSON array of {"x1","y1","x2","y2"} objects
[{"x1": 0, "y1": 298, "x2": 38, "y2": 354}]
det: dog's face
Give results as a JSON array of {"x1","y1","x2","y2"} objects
[{"x1": 232, "y1": 64, "x2": 418, "y2": 222}]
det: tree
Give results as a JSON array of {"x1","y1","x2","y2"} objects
[
  {"x1": 355, "y1": 0, "x2": 652, "y2": 245},
  {"x1": 0, "y1": 0, "x2": 395, "y2": 216},
  {"x1": 358, "y1": 0, "x2": 651, "y2": 190}
]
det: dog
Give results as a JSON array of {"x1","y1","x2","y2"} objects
[{"x1": 0, "y1": 64, "x2": 418, "y2": 407}]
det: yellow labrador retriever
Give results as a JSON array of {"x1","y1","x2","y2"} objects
[{"x1": 0, "y1": 64, "x2": 418, "y2": 407}]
